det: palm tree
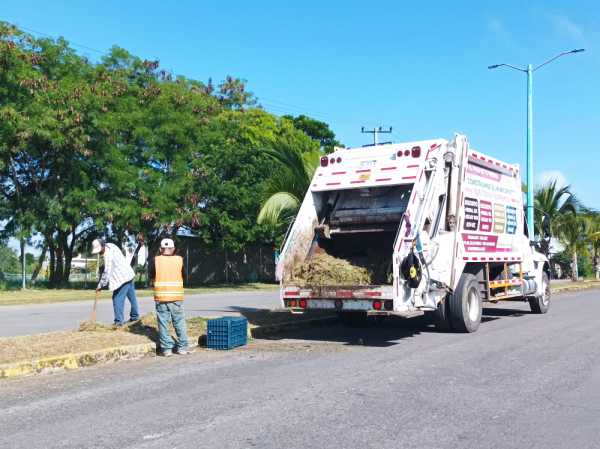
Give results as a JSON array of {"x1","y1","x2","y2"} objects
[
  {"x1": 556, "y1": 213, "x2": 588, "y2": 281},
  {"x1": 534, "y1": 181, "x2": 578, "y2": 237},
  {"x1": 257, "y1": 144, "x2": 320, "y2": 228},
  {"x1": 583, "y1": 211, "x2": 600, "y2": 278}
]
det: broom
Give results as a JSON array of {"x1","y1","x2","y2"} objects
[{"x1": 90, "y1": 290, "x2": 99, "y2": 322}]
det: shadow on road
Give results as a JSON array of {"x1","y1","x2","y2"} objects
[
  {"x1": 483, "y1": 307, "x2": 530, "y2": 318},
  {"x1": 225, "y1": 305, "x2": 531, "y2": 348}
]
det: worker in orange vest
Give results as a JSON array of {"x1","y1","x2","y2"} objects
[{"x1": 150, "y1": 238, "x2": 191, "y2": 356}]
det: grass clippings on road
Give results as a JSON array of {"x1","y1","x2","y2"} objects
[
  {"x1": 0, "y1": 313, "x2": 208, "y2": 366},
  {"x1": 0, "y1": 331, "x2": 150, "y2": 365},
  {"x1": 0, "y1": 283, "x2": 277, "y2": 306}
]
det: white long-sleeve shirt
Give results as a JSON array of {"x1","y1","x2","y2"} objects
[{"x1": 97, "y1": 243, "x2": 135, "y2": 291}]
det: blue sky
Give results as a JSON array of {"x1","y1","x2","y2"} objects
[{"x1": 3, "y1": 0, "x2": 599, "y2": 208}]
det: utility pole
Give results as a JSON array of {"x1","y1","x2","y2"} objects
[
  {"x1": 361, "y1": 126, "x2": 392, "y2": 146},
  {"x1": 488, "y1": 48, "x2": 584, "y2": 241},
  {"x1": 20, "y1": 237, "x2": 26, "y2": 290}
]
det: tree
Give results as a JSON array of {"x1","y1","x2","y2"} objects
[
  {"x1": 0, "y1": 23, "x2": 129, "y2": 286},
  {"x1": 282, "y1": 114, "x2": 342, "y2": 153},
  {"x1": 534, "y1": 181, "x2": 578, "y2": 235},
  {"x1": 534, "y1": 181, "x2": 578, "y2": 255},
  {"x1": 217, "y1": 76, "x2": 257, "y2": 110},
  {"x1": 556, "y1": 213, "x2": 588, "y2": 281},
  {"x1": 194, "y1": 109, "x2": 318, "y2": 250},
  {"x1": 257, "y1": 141, "x2": 320, "y2": 232},
  {"x1": 0, "y1": 243, "x2": 19, "y2": 273}
]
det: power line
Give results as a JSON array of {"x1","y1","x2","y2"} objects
[
  {"x1": 8, "y1": 21, "x2": 343, "y2": 128},
  {"x1": 9, "y1": 21, "x2": 107, "y2": 56}
]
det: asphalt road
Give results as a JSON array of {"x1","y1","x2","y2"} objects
[
  {"x1": 2, "y1": 289, "x2": 600, "y2": 449},
  {"x1": 0, "y1": 290, "x2": 280, "y2": 337}
]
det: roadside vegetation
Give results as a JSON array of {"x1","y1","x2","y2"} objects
[
  {"x1": 533, "y1": 181, "x2": 600, "y2": 280},
  {"x1": 0, "y1": 22, "x2": 340, "y2": 290}
]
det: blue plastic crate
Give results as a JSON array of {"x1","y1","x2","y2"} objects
[{"x1": 206, "y1": 316, "x2": 248, "y2": 350}]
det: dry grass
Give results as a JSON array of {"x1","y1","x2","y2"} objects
[
  {"x1": 0, "y1": 331, "x2": 149, "y2": 365},
  {"x1": 0, "y1": 312, "x2": 209, "y2": 365},
  {"x1": 292, "y1": 253, "x2": 372, "y2": 286},
  {"x1": 0, "y1": 308, "x2": 336, "y2": 366},
  {"x1": 0, "y1": 283, "x2": 277, "y2": 306}
]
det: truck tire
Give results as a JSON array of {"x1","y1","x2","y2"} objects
[
  {"x1": 449, "y1": 273, "x2": 482, "y2": 333},
  {"x1": 338, "y1": 311, "x2": 369, "y2": 327},
  {"x1": 433, "y1": 295, "x2": 453, "y2": 332},
  {"x1": 529, "y1": 272, "x2": 550, "y2": 314}
]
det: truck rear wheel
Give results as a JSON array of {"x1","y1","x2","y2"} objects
[
  {"x1": 449, "y1": 273, "x2": 482, "y2": 333},
  {"x1": 529, "y1": 272, "x2": 550, "y2": 314},
  {"x1": 433, "y1": 295, "x2": 453, "y2": 332}
]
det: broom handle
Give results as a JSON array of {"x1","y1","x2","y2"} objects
[{"x1": 90, "y1": 290, "x2": 99, "y2": 322}]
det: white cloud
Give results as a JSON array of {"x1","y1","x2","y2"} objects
[
  {"x1": 549, "y1": 14, "x2": 585, "y2": 43},
  {"x1": 538, "y1": 170, "x2": 568, "y2": 189},
  {"x1": 487, "y1": 17, "x2": 511, "y2": 44}
]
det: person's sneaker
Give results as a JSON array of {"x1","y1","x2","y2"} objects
[
  {"x1": 129, "y1": 318, "x2": 140, "y2": 323},
  {"x1": 161, "y1": 350, "x2": 173, "y2": 357},
  {"x1": 175, "y1": 347, "x2": 193, "y2": 355}
]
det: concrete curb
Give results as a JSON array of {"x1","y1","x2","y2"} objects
[
  {"x1": 0, "y1": 342, "x2": 156, "y2": 379},
  {"x1": 552, "y1": 281, "x2": 600, "y2": 295}
]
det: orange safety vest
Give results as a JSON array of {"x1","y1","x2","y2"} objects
[{"x1": 153, "y1": 255, "x2": 184, "y2": 302}]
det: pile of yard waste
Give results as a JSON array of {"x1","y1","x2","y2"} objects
[
  {"x1": 78, "y1": 313, "x2": 207, "y2": 341},
  {"x1": 292, "y1": 253, "x2": 372, "y2": 286}
]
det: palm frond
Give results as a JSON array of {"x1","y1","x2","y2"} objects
[{"x1": 257, "y1": 192, "x2": 300, "y2": 227}]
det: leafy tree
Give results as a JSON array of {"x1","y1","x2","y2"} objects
[
  {"x1": 282, "y1": 114, "x2": 342, "y2": 153},
  {"x1": 217, "y1": 76, "x2": 257, "y2": 110},
  {"x1": 0, "y1": 243, "x2": 19, "y2": 273},
  {"x1": 194, "y1": 109, "x2": 317, "y2": 250}
]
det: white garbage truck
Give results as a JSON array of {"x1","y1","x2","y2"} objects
[{"x1": 276, "y1": 134, "x2": 550, "y2": 332}]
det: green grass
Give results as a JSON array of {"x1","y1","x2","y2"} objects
[{"x1": 0, "y1": 283, "x2": 278, "y2": 306}]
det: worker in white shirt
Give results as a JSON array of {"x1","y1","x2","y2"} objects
[{"x1": 92, "y1": 239, "x2": 140, "y2": 326}]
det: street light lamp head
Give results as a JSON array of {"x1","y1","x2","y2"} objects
[
  {"x1": 488, "y1": 64, "x2": 501, "y2": 69},
  {"x1": 570, "y1": 48, "x2": 585, "y2": 53}
]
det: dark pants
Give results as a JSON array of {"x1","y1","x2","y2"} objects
[{"x1": 112, "y1": 280, "x2": 140, "y2": 325}]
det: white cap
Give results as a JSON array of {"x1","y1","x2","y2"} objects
[
  {"x1": 91, "y1": 239, "x2": 103, "y2": 255},
  {"x1": 160, "y1": 238, "x2": 175, "y2": 249}
]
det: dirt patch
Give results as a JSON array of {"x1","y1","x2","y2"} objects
[{"x1": 291, "y1": 253, "x2": 372, "y2": 286}]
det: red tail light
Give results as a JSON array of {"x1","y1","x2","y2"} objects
[
  {"x1": 336, "y1": 157, "x2": 342, "y2": 163},
  {"x1": 372, "y1": 300, "x2": 382, "y2": 310},
  {"x1": 397, "y1": 150, "x2": 403, "y2": 157},
  {"x1": 289, "y1": 299, "x2": 297, "y2": 308},
  {"x1": 330, "y1": 158, "x2": 335, "y2": 164},
  {"x1": 299, "y1": 299, "x2": 307, "y2": 309},
  {"x1": 411, "y1": 146, "x2": 421, "y2": 158},
  {"x1": 404, "y1": 149, "x2": 410, "y2": 156},
  {"x1": 320, "y1": 156, "x2": 329, "y2": 167}
]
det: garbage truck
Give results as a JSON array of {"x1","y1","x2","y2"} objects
[{"x1": 276, "y1": 134, "x2": 550, "y2": 332}]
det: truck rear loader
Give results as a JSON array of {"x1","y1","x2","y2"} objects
[{"x1": 277, "y1": 134, "x2": 550, "y2": 332}]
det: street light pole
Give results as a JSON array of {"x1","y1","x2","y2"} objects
[
  {"x1": 526, "y1": 63, "x2": 533, "y2": 240},
  {"x1": 488, "y1": 49, "x2": 584, "y2": 241}
]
